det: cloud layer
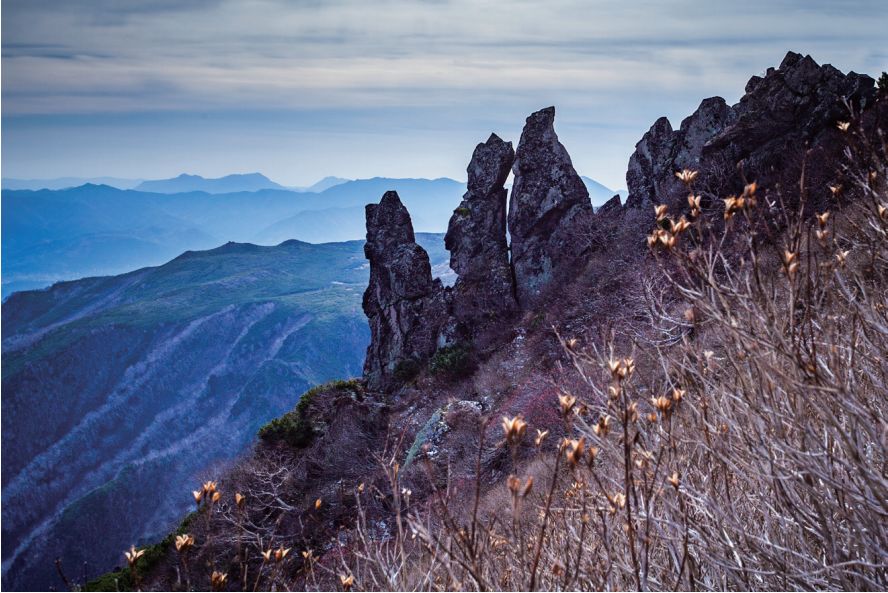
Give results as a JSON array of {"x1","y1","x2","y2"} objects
[{"x1": 3, "y1": 0, "x2": 886, "y2": 188}]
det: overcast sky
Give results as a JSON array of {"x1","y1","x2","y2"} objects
[{"x1": 2, "y1": 0, "x2": 886, "y2": 189}]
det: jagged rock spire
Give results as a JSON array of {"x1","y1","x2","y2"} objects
[
  {"x1": 625, "y1": 97, "x2": 734, "y2": 210},
  {"x1": 508, "y1": 106, "x2": 593, "y2": 306},
  {"x1": 444, "y1": 133, "x2": 517, "y2": 329},
  {"x1": 362, "y1": 191, "x2": 448, "y2": 390}
]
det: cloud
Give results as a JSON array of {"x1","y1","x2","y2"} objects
[{"x1": 2, "y1": 0, "x2": 886, "y2": 188}]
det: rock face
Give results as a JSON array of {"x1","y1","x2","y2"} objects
[
  {"x1": 508, "y1": 107, "x2": 593, "y2": 306},
  {"x1": 444, "y1": 133, "x2": 517, "y2": 329},
  {"x1": 625, "y1": 52, "x2": 876, "y2": 212},
  {"x1": 363, "y1": 191, "x2": 448, "y2": 390},
  {"x1": 625, "y1": 98, "x2": 735, "y2": 209}
]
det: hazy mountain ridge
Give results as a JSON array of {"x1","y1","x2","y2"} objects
[
  {"x1": 134, "y1": 172, "x2": 287, "y2": 194},
  {"x1": 2, "y1": 175, "x2": 620, "y2": 297}
]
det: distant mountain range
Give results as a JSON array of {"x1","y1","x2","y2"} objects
[
  {"x1": 1, "y1": 176, "x2": 144, "y2": 190},
  {"x1": 134, "y1": 172, "x2": 288, "y2": 193},
  {"x1": 2, "y1": 174, "x2": 622, "y2": 297},
  {"x1": 1, "y1": 234, "x2": 450, "y2": 590},
  {"x1": 582, "y1": 176, "x2": 626, "y2": 206}
]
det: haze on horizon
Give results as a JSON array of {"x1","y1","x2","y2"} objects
[{"x1": 2, "y1": 0, "x2": 886, "y2": 191}]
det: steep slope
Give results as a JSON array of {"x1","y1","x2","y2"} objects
[
  {"x1": 115, "y1": 52, "x2": 886, "y2": 592},
  {"x1": 0, "y1": 235, "x2": 450, "y2": 591}
]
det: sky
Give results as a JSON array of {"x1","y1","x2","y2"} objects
[{"x1": 2, "y1": 0, "x2": 887, "y2": 190}]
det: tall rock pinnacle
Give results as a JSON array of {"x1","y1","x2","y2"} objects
[
  {"x1": 508, "y1": 107, "x2": 593, "y2": 306},
  {"x1": 445, "y1": 133, "x2": 517, "y2": 330},
  {"x1": 362, "y1": 191, "x2": 448, "y2": 390}
]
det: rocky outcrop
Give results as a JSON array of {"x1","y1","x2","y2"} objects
[
  {"x1": 363, "y1": 191, "x2": 448, "y2": 390},
  {"x1": 508, "y1": 107, "x2": 593, "y2": 306},
  {"x1": 625, "y1": 52, "x2": 877, "y2": 212},
  {"x1": 625, "y1": 98, "x2": 735, "y2": 209},
  {"x1": 444, "y1": 133, "x2": 517, "y2": 329}
]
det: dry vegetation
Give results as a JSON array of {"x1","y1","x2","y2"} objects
[
  {"x1": 335, "y1": 121, "x2": 887, "y2": 592},
  {"x1": 92, "y1": 122, "x2": 886, "y2": 592}
]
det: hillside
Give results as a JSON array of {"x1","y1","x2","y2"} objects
[
  {"x1": 0, "y1": 234, "x2": 450, "y2": 591},
  {"x1": 95, "y1": 53, "x2": 887, "y2": 592}
]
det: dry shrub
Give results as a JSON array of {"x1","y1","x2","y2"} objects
[{"x1": 334, "y1": 122, "x2": 887, "y2": 591}]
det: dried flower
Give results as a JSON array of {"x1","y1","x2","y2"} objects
[
  {"x1": 654, "y1": 204, "x2": 668, "y2": 221},
  {"x1": 668, "y1": 472, "x2": 681, "y2": 489},
  {"x1": 235, "y1": 492, "x2": 246, "y2": 508},
  {"x1": 593, "y1": 415, "x2": 611, "y2": 437},
  {"x1": 124, "y1": 545, "x2": 146, "y2": 567},
  {"x1": 610, "y1": 492, "x2": 627, "y2": 511},
  {"x1": 659, "y1": 231, "x2": 677, "y2": 249},
  {"x1": 565, "y1": 437, "x2": 586, "y2": 467},
  {"x1": 192, "y1": 490, "x2": 204, "y2": 505},
  {"x1": 671, "y1": 216, "x2": 691, "y2": 234},
  {"x1": 314, "y1": 498, "x2": 322, "y2": 510},
  {"x1": 261, "y1": 549, "x2": 273, "y2": 562},
  {"x1": 836, "y1": 121, "x2": 850, "y2": 132},
  {"x1": 565, "y1": 337, "x2": 578, "y2": 350},
  {"x1": 628, "y1": 401, "x2": 639, "y2": 423},
  {"x1": 828, "y1": 184, "x2": 843, "y2": 196},
  {"x1": 534, "y1": 429, "x2": 549, "y2": 447},
  {"x1": 175, "y1": 534, "x2": 195, "y2": 552},
  {"x1": 608, "y1": 357, "x2": 635, "y2": 380},
  {"x1": 558, "y1": 393, "x2": 577, "y2": 416},
  {"x1": 202, "y1": 481, "x2": 217, "y2": 495},
  {"x1": 816, "y1": 212, "x2": 830, "y2": 228},
  {"x1": 672, "y1": 388, "x2": 685, "y2": 403},
  {"x1": 815, "y1": 229, "x2": 830, "y2": 244},
  {"x1": 357, "y1": 482, "x2": 365, "y2": 493},
  {"x1": 675, "y1": 169, "x2": 699, "y2": 185},
  {"x1": 836, "y1": 249, "x2": 850, "y2": 266},
  {"x1": 274, "y1": 545, "x2": 291, "y2": 562},
  {"x1": 878, "y1": 204, "x2": 888, "y2": 220},
  {"x1": 723, "y1": 195, "x2": 746, "y2": 220},
  {"x1": 502, "y1": 416, "x2": 527, "y2": 445},
  {"x1": 688, "y1": 194, "x2": 701, "y2": 210},
  {"x1": 211, "y1": 491, "x2": 222, "y2": 503},
  {"x1": 340, "y1": 574, "x2": 356, "y2": 591},
  {"x1": 302, "y1": 549, "x2": 314, "y2": 560},
  {"x1": 211, "y1": 571, "x2": 228, "y2": 590},
  {"x1": 651, "y1": 396, "x2": 672, "y2": 414}
]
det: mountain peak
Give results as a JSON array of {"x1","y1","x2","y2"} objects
[{"x1": 135, "y1": 172, "x2": 285, "y2": 194}]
